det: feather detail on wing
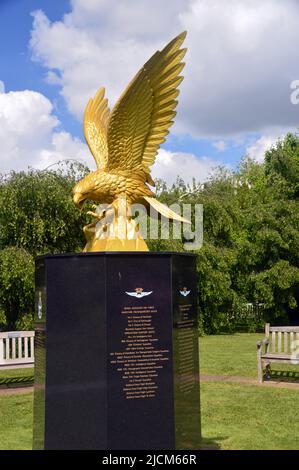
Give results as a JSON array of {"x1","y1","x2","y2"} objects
[
  {"x1": 84, "y1": 87, "x2": 110, "y2": 170},
  {"x1": 106, "y1": 31, "x2": 187, "y2": 174}
]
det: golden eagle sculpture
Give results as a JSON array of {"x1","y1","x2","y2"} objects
[{"x1": 73, "y1": 31, "x2": 189, "y2": 252}]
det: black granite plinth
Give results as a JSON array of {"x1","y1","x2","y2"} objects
[{"x1": 33, "y1": 252, "x2": 200, "y2": 450}]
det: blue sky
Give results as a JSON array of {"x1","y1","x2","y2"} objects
[
  {"x1": 0, "y1": 0, "x2": 81, "y2": 135},
  {"x1": 1, "y1": 0, "x2": 299, "y2": 183}
]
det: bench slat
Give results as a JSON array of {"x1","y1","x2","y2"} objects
[
  {"x1": 262, "y1": 353, "x2": 292, "y2": 359},
  {"x1": 278, "y1": 331, "x2": 282, "y2": 353},
  {"x1": 18, "y1": 337, "x2": 22, "y2": 359},
  {"x1": 30, "y1": 336, "x2": 34, "y2": 359},
  {"x1": 269, "y1": 326, "x2": 299, "y2": 332},
  {"x1": 284, "y1": 332, "x2": 288, "y2": 353},
  {"x1": 12, "y1": 338, "x2": 16, "y2": 359},
  {"x1": 5, "y1": 339, "x2": 9, "y2": 360},
  {"x1": 272, "y1": 331, "x2": 276, "y2": 353},
  {"x1": 24, "y1": 337, "x2": 28, "y2": 359}
]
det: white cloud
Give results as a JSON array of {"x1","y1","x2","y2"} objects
[
  {"x1": 29, "y1": 0, "x2": 299, "y2": 140},
  {"x1": 38, "y1": 131, "x2": 92, "y2": 170},
  {"x1": 0, "y1": 88, "x2": 91, "y2": 172},
  {"x1": 178, "y1": 0, "x2": 299, "y2": 138},
  {"x1": 212, "y1": 140, "x2": 227, "y2": 152},
  {"x1": 0, "y1": 86, "x2": 217, "y2": 183},
  {"x1": 152, "y1": 148, "x2": 220, "y2": 185},
  {"x1": 0, "y1": 80, "x2": 5, "y2": 94},
  {"x1": 29, "y1": 7, "x2": 164, "y2": 118},
  {"x1": 246, "y1": 131, "x2": 287, "y2": 162}
]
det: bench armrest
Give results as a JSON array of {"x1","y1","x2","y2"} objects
[{"x1": 257, "y1": 338, "x2": 269, "y2": 353}]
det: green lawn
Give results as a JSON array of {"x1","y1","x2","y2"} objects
[
  {"x1": 200, "y1": 332, "x2": 299, "y2": 377},
  {"x1": 0, "y1": 368, "x2": 34, "y2": 387},
  {"x1": 200, "y1": 333, "x2": 261, "y2": 377},
  {"x1": 201, "y1": 382, "x2": 299, "y2": 450},
  {"x1": 1, "y1": 333, "x2": 299, "y2": 450},
  {"x1": 0, "y1": 392, "x2": 33, "y2": 450}
]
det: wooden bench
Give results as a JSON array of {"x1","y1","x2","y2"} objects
[
  {"x1": 0, "y1": 331, "x2": 35, "y2": 368},
  {"x1": 257, "y1": 323, "x2": 299, "y2": 382}
]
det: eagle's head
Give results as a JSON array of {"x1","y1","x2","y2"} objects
[
  {"x1": 73, "y1": 189, "x2": 86, "y2": 209},
  {"x1": 73, "y1": 170, "x2": 102, "y2": 208}
]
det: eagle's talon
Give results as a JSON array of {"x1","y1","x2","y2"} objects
[
  {"x1": 87, "y1": 209, "x2": 107, "y2": 221},
  {"x1": 87, "y1": 210, "x2": 99, "y2": 218}
]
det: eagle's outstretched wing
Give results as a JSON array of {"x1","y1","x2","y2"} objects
[
  {"x1": 84, "y1": 87, "x2": 110, "y2": 170},
  {"x1": 106, "y1": 31, "x2": 187, "y2": 175}
]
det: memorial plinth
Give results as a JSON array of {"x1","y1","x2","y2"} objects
[{"x1": 33, "y1": 252, "x2": 200, "y2": 450}]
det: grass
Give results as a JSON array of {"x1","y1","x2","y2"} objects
[
  {"x1": 1, "y1": 333, "x2": 299, "y2": 450},
  {"x1": 199, "y1": 333, "x2": 299, "y2": 450},
  {"x1": 199, "y1": 333, "x2": 261, "y2": 377},
  {"x1": 0, "y1": 367, "x2": 34, "y2": 387},
  {"x1": 0, "y1": 392, "x2": 33, "y2": 450},
  {"x1": 199, "y1": 332, "x2": 299, "y2": 377},
  {"x1": 1, "y1": 382, "x2": 299, "y2": 451},
  {"x1": 201, "y1": 382, "x2": 299, "y2": 450}
]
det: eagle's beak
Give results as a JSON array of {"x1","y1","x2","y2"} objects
[{"x1": 73, "y1": 192, "x2": 86, "y2": 209}]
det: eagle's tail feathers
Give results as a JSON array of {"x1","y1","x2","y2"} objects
[{"x1": 143, "y1": 196, "x2": 191, "y2": 224}]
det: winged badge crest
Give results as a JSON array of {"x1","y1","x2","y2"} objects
[
  {"x1": 180, "y1": 287, "x2": 191, "y2": 297},
  {"x1": 126, "y1": 288, "x2": 153, "y2": 298}
]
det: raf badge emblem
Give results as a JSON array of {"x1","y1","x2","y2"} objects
[
  {"x1": 179, "y1": 287, "x2": 191, "y2": 297},
  {"x1": 126, "y1": 288, "x2": 153, "y2": 298},
  {"x1": 37, "y1": 292, "x2": 43, "y2": 319}
]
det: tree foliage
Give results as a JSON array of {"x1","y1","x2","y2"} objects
[
  {"x1": 0, "y1": 133, "x2": 298, "y2": 332},
  {"x1": 0, "y1": 162, "x2": 90, "y2": 256},
  {"x1": 0, "y1": 247, "x2": 35, "y2": 329},
  {"x1": 0, "y1": 162, "x2": 90, "y2": 330},
  {"x1": 155, "y1": 134, "x2": 299, "y2": 333}
]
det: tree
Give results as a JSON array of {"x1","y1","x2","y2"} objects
[
  {"x1": 161, "y1": 149, "x2": 299, "y2": 332},
  {"x1": 0, "y1": 162, "x2": 91, "y2": 329},
  {"x1": 0, "y1": 247, "x2": 34, "y2": 329},
  {"x1": 265, "y1": 132, "x2": 299, "y2": 198},
  {"x1": 0, "y1": 163, "x2": 90, "y2": 256}
]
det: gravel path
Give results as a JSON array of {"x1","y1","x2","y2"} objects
[
  {"x1": 0, "y1": 385, "x2": 33, "y2": 396},
  {"x1": 201, "y1": 374, "x2": 299, "y2": 389}
]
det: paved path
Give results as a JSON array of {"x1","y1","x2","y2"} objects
[
  {"x1": 201, "y1": 374, "x2": 299, "y2": 389},
  {"x1": 0, "y1": 385, "x2": 33, "y2": 396}
]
